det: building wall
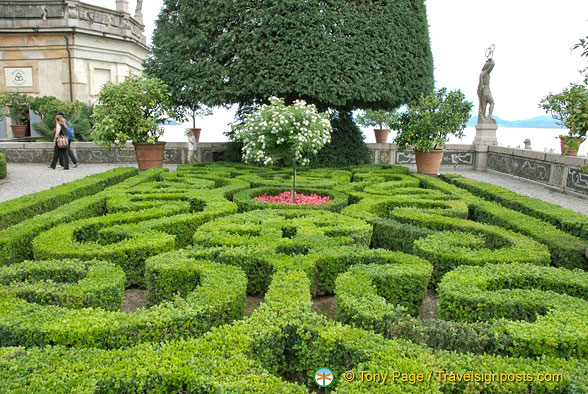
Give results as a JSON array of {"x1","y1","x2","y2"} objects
[{"x1": 0, "y1": 0, "x2": 147, "y2": 137}]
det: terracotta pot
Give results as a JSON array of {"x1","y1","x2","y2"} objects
[
  {"x1": 133, "y1": 141, "x2": 166, "y2": 170},
  {"x1": 415, "y1": 149, "x2": 445, "y2": 175},
  {"x1": 189, "y1": 128, "x2": 201, "y2": 143},
  {"x1": 559, "y1": 135, "x2": 584, "y2": 156},
  {"x1": 374, "y1": 128, "x2": 390, "y2": 144},
  {"x1": 10, "y1": 124, "x2": 27, "y2": 138}
]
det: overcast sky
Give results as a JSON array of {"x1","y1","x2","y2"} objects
[{"x1": 87, "y1": 0, "x2": 588, "y2": 121}]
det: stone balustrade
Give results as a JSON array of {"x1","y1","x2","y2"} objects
[{"x1": 1, "y1": 141, "x2": 586, "y2": 197}]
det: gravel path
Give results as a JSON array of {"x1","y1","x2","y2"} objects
[{"x1": 0, "y1": 164, "x2": 586, "y2": 215}]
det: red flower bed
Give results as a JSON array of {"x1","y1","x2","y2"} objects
[{"x1": 254, "y1": 190, "x2": 331, "y2": 205}]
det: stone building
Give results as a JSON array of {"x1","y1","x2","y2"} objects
[{"x1": 0, "y1": 0, "x2": 147, "y2": 138}]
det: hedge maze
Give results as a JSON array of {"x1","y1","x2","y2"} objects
[{"x1": 0, "y1": 164, "x2": 587, "y2": 393}]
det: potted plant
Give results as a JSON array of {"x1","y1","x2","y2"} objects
[
  {"x1": 91, "y1": 73, "x2": 178, "y2": 170},
  {"x1": 355, "y1": 109, "x2": 398, "y2": 143},
  {"x1": 179, "y1": 104, "x2": 213, "y2": 143},
  {"x1": 393, "y1": 88, "x2": 472, "y2": 175},
  {"x1": 539, "y1": 83, "x2": 588, "y2": 156},
  {"x1": 0, "y1": 92, "x2": 31, "y2": 138}
]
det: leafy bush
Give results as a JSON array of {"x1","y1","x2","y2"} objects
[
  {"x1": 0, "y1": 153, "x2": 6, "y2": 179},
  {"x1": 308, "y1": 111, "x2": 371, "y2": 168},
  {"x1": 30, "y1": 96, "x2": 93, "y2": 141}
]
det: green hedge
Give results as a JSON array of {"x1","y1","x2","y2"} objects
[
  {"x1": 0, "y1": 167, "x2": 138, "y2": 230},
  {"x1": 342, "y1": 193, "x2": 468, "y2": 224},
  {"x1": 233, "y1": 186, "x2": 348, "y2": 212},
  {"x1": 0, "y1": 153, "x2": 6, "y2": 179},
  {"x1": 0, "y1": 255, "x2": 246, "y2": 349},
  {"x1": 441, "y1": 173, "x2": 588, "y2": 239},
  {"x1": 193, "y1": 208, "x2": 372, "y2": 250},
  {"x1": 335, "y1": 252, "x2": 432, "y2": 317},
  {"x1": 0, "y1": 259, "x2": 124, "y2": 311},
  {"x1": 390, "y1": 208, "x2": 551, "y2": 285},
  {"x1": 362, "y1": 175, "x2": 421, "y2": 194},
  {"x1": 0, "y1": 268, "x2": 586, "y2": 392},
  {"x1": 32, "y1": 208, "x2": 178, "y2": 285},
  {"x1": 0, "y1": 169, "x2": 168, "y2": 265},
  {"x1": 439, "y1": 263, "x2": 588, "y2": 359},
  {"x1": 469, "y1": 200, "x2": 587, "y2": 270}
]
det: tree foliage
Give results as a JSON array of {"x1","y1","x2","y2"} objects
[
  {"x1": 91, "y1": 74, "x2": 177, "y2": 150},
  {"x1": 146, "y1": 0, "x2": 434, "y2": 111},
  {"x1": 309, "y1": 111, "x2": 371, "y2": 168}
]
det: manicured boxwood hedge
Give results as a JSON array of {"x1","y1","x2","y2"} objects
[
  {"x1": 0, "y1": 254, "x2": 246, "y2": 349},
  {"x1": 0, "y1": 168, "x2": 167, "y2": 265},
  {"x1": 0, "y1": 259, "x2": 125, "y2": 311},
  {"x1": 441, "y1": 173, "x2": 588, "y2": 239},
  {"x1": 0, "y1": 153, "x2": 5, "y2": 179},
  {"x1": 0, "y1": 167, "x2": 138, "y2": 230},
  {"x1": 0, "y1": 164, "x2": 587, "y2": 392},
  {"x1": 469, "y1": 200, "x2": 587, "y2": 270},
  {"x1": 335, "y1": 252, "x2": 432, "y2": 317},
  {"x1": 439, "y1": 262, "x2": 588, "y2": 359},
  {"x1": 0, "y1": 265, "x2": 587, "y2": 392}
]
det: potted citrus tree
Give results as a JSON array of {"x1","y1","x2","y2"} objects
[
  {"x1": 91, "y1": 73, "x2": 178, "y2": 170},
  {"x1": 0, "y1": 92, "x2": 30, "y2": 138},
  {"x1": 355, "y1": 109, "x2": 398, "y2": 143},
  {"x1": 539, "y1": 83, "x2": 588, "y2": 156},
  {"x1": 393, "y1": 88, "x2": 472, "y2": 175}
]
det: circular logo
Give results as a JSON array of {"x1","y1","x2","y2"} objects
[{"x1": 315, "y1": 367, "x2": 334, "y2": 387}]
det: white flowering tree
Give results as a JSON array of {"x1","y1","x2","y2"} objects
[{"x1": 233, "y1": 97, "x2": 332, "y2": 202}]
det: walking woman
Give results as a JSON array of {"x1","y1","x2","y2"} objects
[{"x1": 48, "y1": 114, "x2": 69, "y2": 170}]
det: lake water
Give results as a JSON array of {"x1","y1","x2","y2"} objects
[{"x1": 160, "y1": 107, "x2": 588, "y2": 158}]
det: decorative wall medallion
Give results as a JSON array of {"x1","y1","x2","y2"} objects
[
  {"x1": 396, "y1": 151, "x2": 414, "y2": 164},
  {"x1": 379, "y1": 150, "x2": 390, "y2": 164},
  {"x1": 444, "y1": 152, "x2": 473, "y2": 165},
  {"x1": 567, "y1": 167, "x2": 588, "y2": 194},
  {"x1": 552, "y1": 164, "x2": 565, "y2": 187}
]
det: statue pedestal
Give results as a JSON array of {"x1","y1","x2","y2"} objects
[
  {"x1": 474, "y1": 119, "x2": 497, "y2": 171},
  {"x1": 474, "y1": 119, "x2": 498, "y2": 146}
]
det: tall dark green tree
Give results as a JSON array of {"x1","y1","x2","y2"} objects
[{"x1": 145, "y1": 0, "x2": 434, "y2": 111}]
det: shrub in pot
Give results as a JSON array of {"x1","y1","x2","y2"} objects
[
  {"x1": 355, "y1": 109, "x2": 398, "y2": 143},
  {"x1": 91, "y1": 74, "x2": 178, "y2": 170},
  {"x1": 0, "y1": 92, "x2": 31, "y2": 138},
  {"x1": 393, "y1": 88, "x2": 472, "y2": 175},
  {"x1": 539, "y1": 83, "x2": 588, "y2": 156},
  {"x1": 178, "y1": 104, "x2": 212, "y2": 143}
]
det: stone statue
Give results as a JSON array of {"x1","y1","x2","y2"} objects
[
  {"x1": 477, "y1": 46, "x2": 495, "y2": 123},
  {"x1": 134, "y1": 0, "x2": 143, "y2": 25}
]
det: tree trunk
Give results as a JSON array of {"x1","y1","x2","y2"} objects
[{"x1": 292, "y1": 162, "x2": 296, "y2": 203}]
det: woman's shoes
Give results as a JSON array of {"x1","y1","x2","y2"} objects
[{"x1": 48, "y1": 165, "x2": 55, "y2": 169}]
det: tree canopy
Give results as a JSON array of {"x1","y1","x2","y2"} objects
[{"x1": 145, "y1": 0, "x2": 434, "y2": 111}]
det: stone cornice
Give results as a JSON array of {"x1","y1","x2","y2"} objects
[{"x1": 0, "y1": 0, "x2": 146, "y2": 47}]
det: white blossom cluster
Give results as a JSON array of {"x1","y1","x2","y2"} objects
[{"x1": 233, "y1": 97, "x2": 332, "y2": 167}]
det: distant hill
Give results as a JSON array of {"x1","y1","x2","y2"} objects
[{"x1": 467, "y1": 115, "x2": 565, "y2": 129}]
